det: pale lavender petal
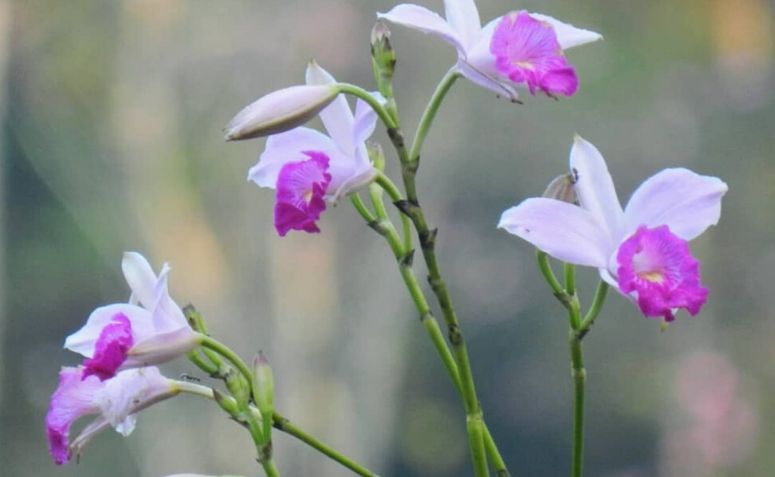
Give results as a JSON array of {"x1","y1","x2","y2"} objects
[
  {"x1": 149, "y1": 264, "x2": 188, "y2": 333},
  {"x1": 64, "y1": 304, "x2": 152, "y2": 358},
  {"x1": 98, "y1": 367, "x2": 171, "y2": 431},
  {"x1": 305, "y1": 61, "x2": 354, "y2": 154},
  {"x1": 122, "y1": 252, "x2": 157, "y2": 310},
  {"x1": 443, "y1": 0, "x2": 481, "y2": 49},
  {"x1": 529, "y1": 13, "x2": 603, "y2": 50},
  {"x1": 378, "y1": 4, "x2": 466, "y2": 54},
  {"x1": 455, "y1": 61, "x2": 520, "y2": 101},
  {"x1": 570, "y1": 136, "x2": 625, "y2": 240},
  {"x1": 352, "y1": 94, "x2": 383, "y2": 146},
  {"x1": 125, "y1": 327, "x2": 202, "y2": 367},
  {"x1": 498, "y1": 198, "x2": 612, "y2": 267},
  {"x1": 623, "y1": 168, "x2": 728, "y2": 241},
  {"x1": 248, "y1": 127, "x2": 338, "y2": 188},
  {"x1": 46, "y1": 367, "x2": 102, "y2": 465}
]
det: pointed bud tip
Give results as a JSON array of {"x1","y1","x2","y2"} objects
[{"x1": 371, "y1": 21, "x2": 392, "y2": 44}]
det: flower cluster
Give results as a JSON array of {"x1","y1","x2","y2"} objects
[{"x1": 46, "y1": 252, "x2": 200, "y2": 464}]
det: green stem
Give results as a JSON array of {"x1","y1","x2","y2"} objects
[
  {"x1": 200, "y1": 335, "x2": 253, "y2": 384},
  {"x1": 338, "y1": 83, "x2": 396, "y2": 129},
  {"x1": 569, "y1": 333, "x2": 585, "y2": 477},
  {"x1": 376, "y1": 171, "x2": 412, "y2": 252},
  {"x1": 261, "y1": 459, "x2": 281, "y2": 477},
  {"x1": 580, "y1": 282, "x2": 609, "y2": 334},
  {"x1": 484, "y1": 425, "x2": 510, "y2": 477},
  {"x1": 537, "y1": 251, "x2": 566, "y2": 299},
  {"x1": 409, "y1": 69, "x2": 460, "y2": 163},
  {"x1": 273, "y1": 412, "x2": 380, "y2": 477}
]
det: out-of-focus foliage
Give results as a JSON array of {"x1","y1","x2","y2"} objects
[{"x1": 1, "y1": 1, "x2": 773, "y2": 476}]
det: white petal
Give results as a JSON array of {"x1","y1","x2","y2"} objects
[
  {"x1": 443, "y1": 0, "x2": 481, "y2": 49},
  {"x1": 249, "y1": 126, "x2": 358, "y2": 196},
  {"x1": 148, "y1": 264, "x2": 188, "y2": 333},
  {"x1": 305, "y1": 61, "x2": 354, "y2": 154},
  {"x1": 248, "y1": 127, "x2": 338, "y2": 188},
  {"x1": 529, "y1": 13, "x2": 603, "y2": 50},
  {"x1": 98, "y1": 367, "x2": 171, "y2": 431},
  {"x1": 378, "y1": 4, "x2": 466, "y2": 54},
  {"x1": 122, "y1": 252, "x2": 157, "y2": 309},
  {"x1": 64, "y1": 304, "x2": 153, "y2": 358},
  {"x1": 623, "y1": 168, "x2": 728, "y2": 241},
  {"x1": 352, "y1": 94, "x2": 383, "y2": 146},
  {"x1": 570, "y1": 136, "x2": 625, "y2": 241},
  {"x1": 498, "y1": 198, "x2": 612, "y2": 267}
]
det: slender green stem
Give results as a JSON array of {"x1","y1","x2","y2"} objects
[
  {"x1": 537, "y1": 251, "x2": 565, "y2": 298},
  {"x1": 351, "y1": 193, "x2": 376, "y2": 223},
  {"x1": 409, "y1": 69, "x2": 460, "y2": 162},
  {"x1": 569, "y1": 333, "x2": 585, "y2": 477},
  {"x1": 580, "y1": 282, "x2": 609, "y2": 333},
  {"x1": 376, "y1": 171, "x2": 412, "y2": 252},
  {"x1": 564, "y1": 263, "x2": 576, "y2": 295},
  {"x1": 200, "y1": 336, "x2": 253, "y2": 384},
  {"x1": 273, "y1": 412, "x2": 380, "y2": 477},
  {"x1": 261, "y1": 459, "x2": 281, "y2": 477},
  {"x1": 467, "y1": 415, "x2": 490, "y2": 477},
  {"x1": 484, "y1": 425, "x2": 510, "y2": 477},
  {"x1": 338, "y1": 83, "x2": 396, "y2": 128}
]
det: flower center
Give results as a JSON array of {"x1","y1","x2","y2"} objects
[
  {"x1": 616, "y1": 225, "x2": 708, "y2": 322},
  {"x1": 489, "y1": 11, "x2": 579, "y2": 97},
  {"x1": 273, "y1": 151, "x2": 332, "y2": 236}
]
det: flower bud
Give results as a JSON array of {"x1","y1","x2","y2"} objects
[
  {"x1": 371, "y1": 21, "x2": 396, "y2": 96},
  {"x1": 252, "y1": 352, "x2": 274, "y2": 417},
  {"x1": 224, "y1": 84, "x2": 341, "y2": 140},
  {"x1": 542, "y1": 173, "x2": 578, "y2": 204}
]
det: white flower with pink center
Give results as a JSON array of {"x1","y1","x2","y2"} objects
[
  {"x1": 378, "y1": 0, "x2": 602, "y2": 100},
  {"x1": 248, "y1": 62, "x2": 381, "y2": 236},
  {"x1": 498, "y1": 136, "x2": 728, "y2": 322},
  {"x1": 64, "y1": 252, "x2": 201, "y2": 379}
]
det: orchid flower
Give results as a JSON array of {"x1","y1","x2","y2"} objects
[
  {"x1": 64, "y1": 252, "x2": 202, "y2": 380},
  {"x1": 499, "y1": 136, "x2": 728, "y2": 322},
  {"x1": 379, "y1": 0, "x2": 602, "y2": 100},
  {"x1": 46, "y1": 366, "x2": 177, "y2": 465},
  {"x1": 246, "y1": 61, "x2": 382, "y2": 236}
]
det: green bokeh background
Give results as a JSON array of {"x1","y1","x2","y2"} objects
[{"x1": 1, "y1": 1, "x2": 773, "y2": 476}]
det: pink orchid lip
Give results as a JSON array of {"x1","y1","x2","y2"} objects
[
  {"x1": 616, "y1": 225, "x2": 709, "y2": 322},
  {"x1": 490, "y1": 11, "x2": 579, "y2": 97},
  {"x1": 273, "y1": 151, "x2": 332, "y2": 236}
]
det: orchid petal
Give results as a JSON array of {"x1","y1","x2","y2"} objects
[
  {"x1": 529, "y1": 13, "x2": 603, "y2": 50},
  {"x1": 352, "y1": 94, "x2": 383, "y2": 146},
  {"x1": 624, "y1": 168, "x2": 728, "y2": 241},
  {"x1": 305, "y1": 61, "x2": 354, "y2": 154},
  {"x1": 98, "y1": 367, "x2": 170, "y2": 431},
  {"x1": 570, "y1": 136, "x2": 624, "y2": 240},
  {"x1": 149, "y1": 264, "x2": 188, "y2": 333},
  {"x1": 378, "y1": 4, "x2": 466, "y2": 54},
  {"x1": 46, "y1": 367, "x2": 102, "y2": 465},
  {"x1": 248, "y1": 127, "x2": 339, "y2": 188},
  {"x1": 498, "y1": 198, "x2": 612, "y2": 267},
  {"x1": 64, "y1": 304, "x2": 153, "y2": 358},
  {"x1": 455, "y1": 61, "x2": 520, "y2": 101},
  {"x1": 443, "y1": 0, "x2": 481, "y2": 49},
  {"x1": 122, "y1": 252, "x2": 157, "y2": 309}
]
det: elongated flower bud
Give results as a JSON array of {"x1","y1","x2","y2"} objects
[
  {"x1": 370, "y1": 21, "x2": 396, "y2": 97},
  {"x1": 252, "y1": 352, "x2": 274, "y2": 417},
  {"x1": 225, "y1": 84, "x2": 341, "y2": 140}
]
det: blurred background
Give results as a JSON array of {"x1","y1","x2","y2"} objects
[{"x1": 1, "y1": 0, "x2": 773, "y2": 476}]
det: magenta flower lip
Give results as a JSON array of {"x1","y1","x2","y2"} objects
[
  {"x1": 499, "y1": 136, "x2": 728, "y2": 321},
  {"x1": 378, "y1": 0, "x2": 601, "y2": 101}
]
